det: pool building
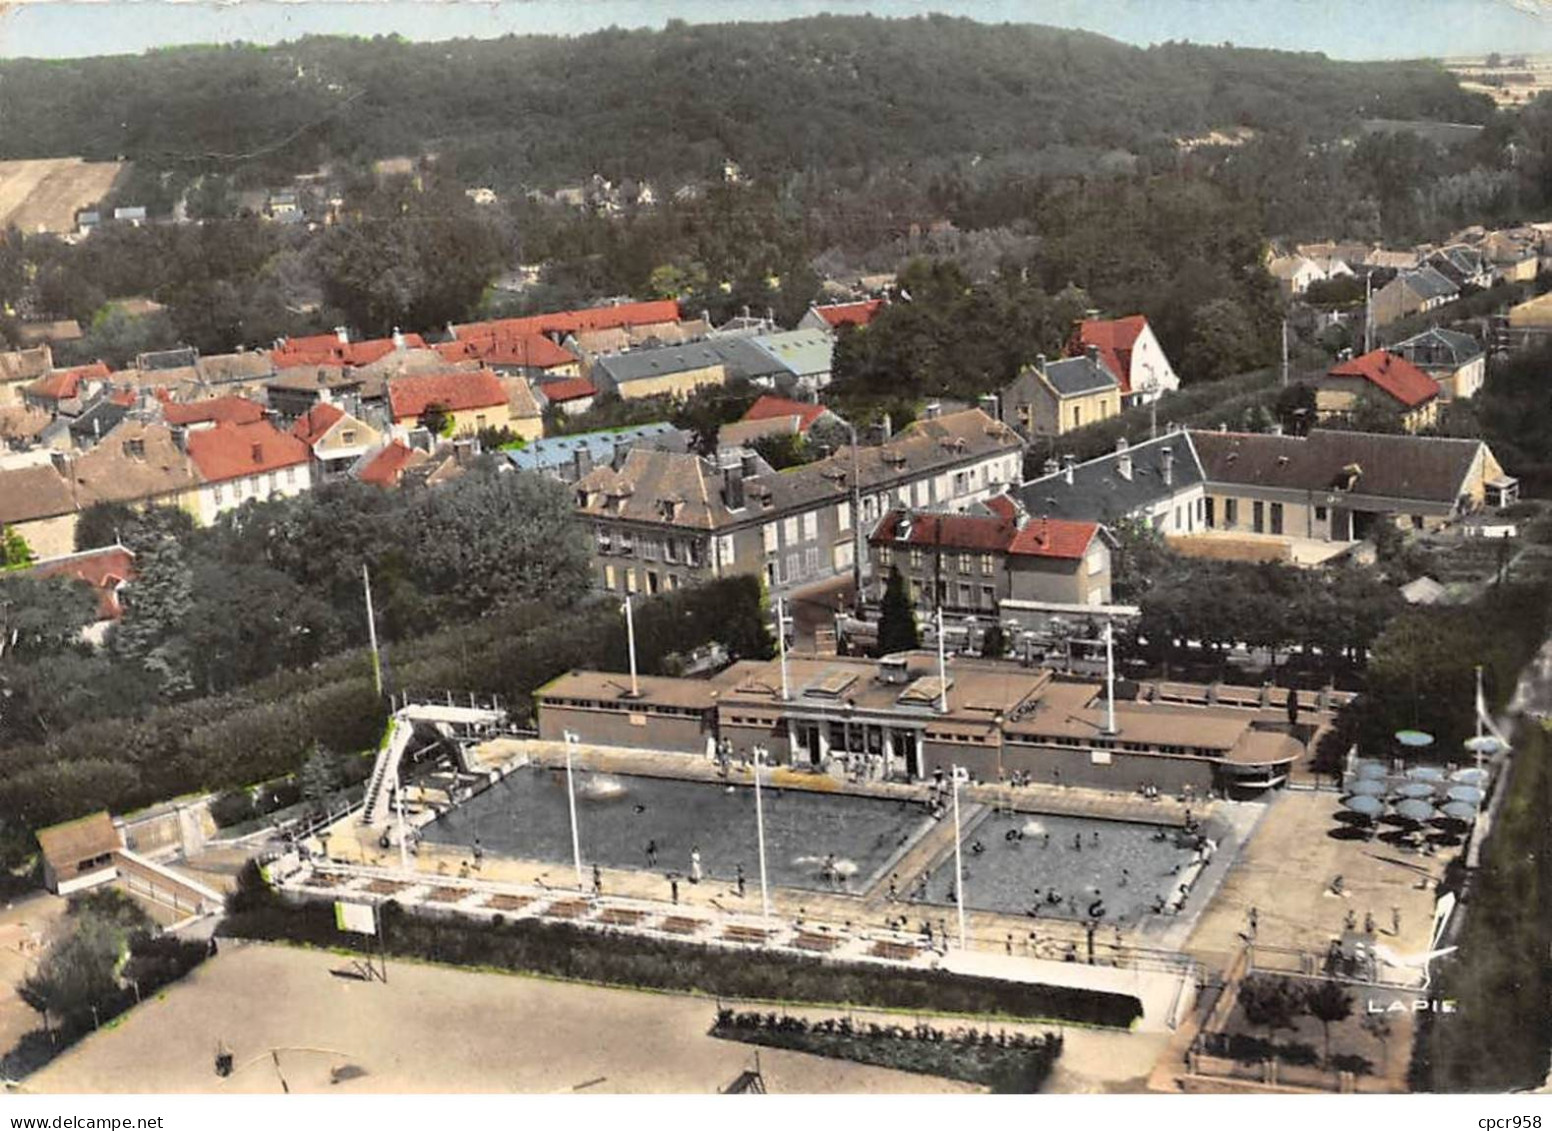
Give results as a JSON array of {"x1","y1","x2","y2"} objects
[{"x1": 535, "y1": 654, "x2": 1349, "y2": 796}]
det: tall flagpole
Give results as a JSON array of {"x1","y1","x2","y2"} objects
[
  {"x1": 562, "y1": 730, "x2": 584, "y2": 890},
  {"x1": 753, "y1": 745, "x2": 770, "y2": 921},
  {"x1": 363, "y1": 564, "x2": 382, "y2": 697},
  {"x1": 623, "y1": 596, "x2": 639, "y2": 698}
]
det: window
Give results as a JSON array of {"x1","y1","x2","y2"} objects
[
  {"x1": 664, "y1": 540, "x2": 679, "y2": 563},
  {"x1": 1270, "y1": 502, "x2": 1284, "y2": 536},
  {"x1": 878, "y1": 545, "x2": 893, "y2": 568},
  {"x1": 958, "y1": 582, "x2": 972, "y2": 608},
  {"x1": 476, "y1": 414, "x2": 487, "y2": 429},
  {"x1": 1225, "y1": 498, "x2": 1238, "y2": 527},
  {"x1": 213, "y1": 483, "x2": 226, "y2": 505},
  {"x1": 1174, "y1": 506, "x2": 1181, "y2": 530},
  {"x1": 1072, "y1": 405, "x2": 1082, "y2": 429},
  {"x1": 719, "y1": 535, "x2": 736, "y2": 565},
  {"x1": 763, "y1": 524, "x2": 778, "y2": 553},
  {"x1": 805, "y1": 547, "x2": 819, "y2": 575},
  {"x1": 1315, "y1": 505, "x2": 1328, "y2": 521},
  {"x1": 786, "y1": 553, "x2": 800, "y2": 580},
  {"x1": 837, "y1": 500, "x2": 851, "y2": 531},
  {"x1": 913, "y1": 481, "x2": 926, "y2": 506},
  {"x1": 910, "y1": 548, "x2": 924, "y2": 570},
  {"x1": 285, "y1": 467, "x2": 295, "y2": 486},
  {"x1": 1253, "y1": 501, "x2": 1265, "y2": 533},
  {"x1": 647, "y1": 571, "x2": 660, "y2": 595},
  {"x1": 596, "y1": 527, "x2": 613, "y2": 553},
  {"x1": 641, "y1": 538, "x2": 659, "y2": 561},
  {"x1": 1086, "y1": 548, "x2": 1104, "y2": 576},
  {"x1": 981, "y1": 553, "x2": 994, "y2": 576},
  {"x1": 342, "y1": 429, "x2": 356, "y2": 444},
  {"x1": 981, "y1": 585, "x2": 995, "y2": 609},
  {"x1": 834, "y1": 542, "x2": 855, "y2": 571},
  {"x1": 958, "y1": 553, "x2": 972, "y2": 574},
  {"x1": 1205, "y1": 497, "x2": 1216, "y2": 527},
  {"x1": 783, "y1": 516, "x2": 799, "y2": 545},
  {"x1": 604, "y1": 565, "x2": 617, "y2": 590},
  {"x1": 625, "y1": 568, "x2": 638, "y2": 594},
  {"x1": 802, "y1": 512, "x2": 818, "y2": 542},
  {"x1": 952, "y1": 470, "x2": 969, "y2": 494}
]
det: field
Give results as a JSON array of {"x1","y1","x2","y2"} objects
[{"x1": 0, "y1": 159, "x2": 125, "y2": 234}]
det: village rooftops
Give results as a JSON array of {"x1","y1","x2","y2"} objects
[
  {"x1": 1071, "y1": 315, "x2": 1148, "y2": 392},
  {"x1": 1327, "y1": 349, "x2": 1440, "y2": 407},
  {"x1": 741, "y1": 395, "x2": 831, "y2": 433},
  {"x1": 69, "y1": 421, "x2": 200, "y2": 505},
  {"x1": 355, "y1": 440, "x2": 429, "y2": 488},
  {"x1": 1016, "y1": 431, "x2": 1204, "y2": 524},
  {"x1": 1396, "y1": 265, "x2": 1459, "y2": 302},
  {"x1": 748, "y1": 329, "x2": 834, "y2": 378},
  {"x1": 807, "y1": 299, "x2": 884, "y2": 329},
  {"x1": 1189, "y1": 428, "x2": 1488, "y2": 505},
  {"x1": 435, "y1": 333, "x2": 579, "y2": 371},
  {"x1": 161, "y1": 395, "x2": 266, "y2": 427},
  {"x1": 269, "y1": 332, "x2": 428, "y2": 370},
  {"x1": 502, "y1": 422, "x2": 685, "y2": 475},
  {"x1": 452, "y1": 299, "x2": 682, "y2": 342},
  {"x1": 27, "y1": 362, "x2": 110, "y2": 403},
  {"x1": 0, "y1": 461, "x2": 76, "y2": 525},
  {"x1": 386, "y1": 368, "x2": 507, "y2": 421},
  {"x1": 28, "y1": 543, "x2": 135, "y2": 619},
  {"x1": 184, "y1": 419, "x2": 310, "y2": 484},
  {"x1": 1041, "y1": 354, "x2": 1119, "y2": 397},
  {"x1": 592, "y1": 342, "x2": 725, "y2": 388},
  {"x1": 1391, "y1": 327, "x2": 1484, "y2": 367},
  {"x1": 870, "y1": 509, "x2": 1099, "y2": 560},
  {"x1": 35, "y1": 812, "x2": 119, "y2": 875}
]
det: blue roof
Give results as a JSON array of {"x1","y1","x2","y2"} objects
[{"x1": 502, "y1": 422, "x2": 685, "y2": 473}]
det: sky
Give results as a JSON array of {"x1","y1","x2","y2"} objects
[{"x1": 2, "y1": 0, "x2": 1552, "y2": 61}]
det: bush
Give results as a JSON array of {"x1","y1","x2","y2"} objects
[{"x1": 221, "y1": 883, "x2": 1142, "y2": 1029}]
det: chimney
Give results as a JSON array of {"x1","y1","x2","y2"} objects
[
  {"x1": 740, "y1": 451, "x2": 758, "y2": 478},
  {"x1": 334, "y1": 326, "x2": 349, "y2": 345},
  {"x1": 250, "y1": 442, "x2": 264, "y2": 464},
  {"x1": 1037, "y1": 514, "x2": 1050, "y2": 547},
  {"x1": 978, "y1": 393, "x2": 999, "y2": 418},
  {"x1": 392, "y1": 326, "x2": 406, "y2": 351},
  {"x1": 1161, "y1": 446, "x2": 1174, "y2": 486},
  {"x1": 1062, "y1": 453, "x2": 1076, "y2": 485},
  {"x1": 572, "y1": 447, "x2": 593, "y2": 481},
  {"x1": 1035, "y1": 353, "x2": 1047, "y2": 372},
  {"x1": 724, "y1": 463, "x2": 746, "y2": 510},
  {"x1": 1084, "y1": 308, "x2": 1101, "y2": 320},
  {"x1": 1085, "y1": 344, "x2": 1100, "y2": 365},
  {"x1": 924, "y1": 401, "x2": 941, "y2": 420},
  {"x1": 1116, "y1": 437, "x2": 1132, "y2": 481},
  {"x1": 1042, "y1": 457, "x2": 1059, "y2": 477}
]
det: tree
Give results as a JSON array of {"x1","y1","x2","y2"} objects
[
  {"x1": 0, "y1": 525, "x2": 33, "y2": 570},
  {"x1": 1182, "y1": 297, "x2": 1268, "y2": 384},
  {"x1": 18, "y1": 890, "x2": 151, "y2": 1029},
  {"x1": 419, "y1": 402, "x2": 453, "y2": 439},
  {"x1": 1304, "y1": 979, "x2": 1354, "y2": 1066},
  {"x1": 111, "y1": 534, "x2": 194, "y2": 698},
  {"x1": 1236, "y1": 974, "x2": 1300, "y2": 1053},
  {"x1": 74, "y1": 502, "x2": 139, "y2": 552},
  {"x1": 1361, "y1": 1009, "x2": 1392, "y2": 1070},
  {"x1": 877, "y1": 566, "x2": 920, "y2": 655},
  {"x1": 300, "y1": 744, "x2": 338, "y2": 816},
  {"x1": 982, "y1": 623, "x2": 1007, "y2": 658}
]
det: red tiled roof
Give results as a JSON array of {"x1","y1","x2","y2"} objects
[
  {"x1": 1071, "y1": 316, "x2": 1149, "y2": 394},
  {"x1": 870, "y1": 508, "x2": 1096, "y2": 560},
  {"x1": 1327, "y1": 349, "x2": 1440, "y2": 408},
  {"x1": 387, "y1": 368, "x2": 508, "y2": 421},
  {"x1": 453, "y1": 300, "x2": 681, "y2": 342},
  {"x1": 742, "y1": 394, "x2": 828, "y2": 432},
  {"x1": 27, "y1": 361, "x2": 110, "y2": 402},
  {"x1": 291, "y1": 402, "x2": 345, "y2": 444},
  {"x1": 812, "y1": 299, "x2": 883, "y2": 329},
  {"x1": 30, "y1": 545, "x2": 136, "y2": 620},
  {"x1": 357, "y1": 440, "x2": 424, "y2": 488},
  {"x1": 269, "y1": 333, "x2": 428, "y2": 369},
  {"x1": 108, "y1": 389, "x2": 136, "y2": 407},
  {"x1": 185, "y1": 420, "x2": 311, "y2": 483},
  {"x1": 435, "y1": 333, "x2": 578, "y2": 370},
  {"x1": 539, "y1": 376, "x2": 596, "y2": 403},
  {"x1": 983, "y1": 494, "x2": 1018, "y2": 521},
  {"x1": 162, "y1": 395, "x2": 266, "y2": 427}
]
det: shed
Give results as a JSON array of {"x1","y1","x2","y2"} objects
[{"x1": 36, "y1": 811, "x2": 120, "y2": 895}]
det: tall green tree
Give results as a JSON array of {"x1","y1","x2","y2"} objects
[
  {"x1": 111, "y1": 535, "x2": 194, "y2": 698},
  {"x1": 877, "y1": 566, "x2": 921, "y2": 655}
]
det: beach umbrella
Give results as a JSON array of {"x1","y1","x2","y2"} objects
[
  {"x1": 1440, "y1": 801, "x2": 1479, "y2": 822},
  {"x1": 1356, "y1": 761, "x2": 1389, "y2": 779},
  {"x1": 1395, "y1": 730, "x2": 1435, "y2": 749},
  {"x1": 1450, "y1": 767, "x2": 1490, "y2": 787},
  {"x1": 1346, "y1": 779, "x2": 1387, "y2": 797},
  {"x1": 1406, "y1": 766, "x2": 1446, "y2": 782},
  {"x1": 1393, "y1": 798, "x2": 1438, "y2": 822},
  {"x1": 1343, "y1": 795, "x2": 1385, "y2": 817},
  {"x1": 1464, "y1": 736, "x2": 1505, "y2": 758},
  {"x1": 1394, "y1": 781, "x2": 1438, "y2": 799},
  {"x1": 1446, "y1": 785, "x2": 1485, "y2": 805}
]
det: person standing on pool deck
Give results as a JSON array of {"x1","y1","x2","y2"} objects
[
  {"x1": 646, "y1": 839, "x2": 658, "y2": 867},
  {"x1": 670, "y1": 875, "x2": 679, "y2": 904},
  {"x1": 1074, "y1": 833, "x2": 1082, "y2": 852},
  {"x1": 690, "y1": 846, "x2": 703, "y2": 884},
  {"x1": 736, "y1": 864, "x2": 747, "y2": 898},
  {"x1": 592, "y1": 863, "x2": 602, "y2": 896}
]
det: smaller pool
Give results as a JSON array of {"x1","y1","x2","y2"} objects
[{"x1": 917, "y1": 812, "x2": 1206, "y2": 926}]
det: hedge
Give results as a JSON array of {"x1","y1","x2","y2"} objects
[
  {"x1": 710, "y1": 1008, "x2": 1065, "y2": 1092},
  {"x1": 221, "y1": 867, "x2": 1142, "y2": 1029}
]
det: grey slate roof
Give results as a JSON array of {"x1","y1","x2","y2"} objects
[
  {"x1": 502, "y1": 422, "x2": 687, "y2": 474},
  {"x1": 1015, "y1": 431, "x2": 1203, "y2": 524},
  {"x1": 592, "y1": 342, "x2": 725, "y2": 390},
  {"x1": 707, "y1": 336, "x2": 789, "y2": 383},
  {"x1": 1402, "y1": 266, "x2": 1460, "y2": 303},
  {"x1": 1043, "y1": 355, "x2": 1119, "y2": 397},
  {"x1": 1391, "y1": 327, "x2": 1484, "y2": 370},
  {"x1": 749, "y1": 330, "x2": 834, "y2": 379}
]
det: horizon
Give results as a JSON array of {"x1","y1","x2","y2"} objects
[{"x1": 1, "y1": 0, "x2": 1551, "y2": 62}]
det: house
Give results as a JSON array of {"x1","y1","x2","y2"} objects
[
  {"x1": 536, "y1": 377, "x2": 597, "y2": 417},
  {"x1": 0, "y1": 404, "x2": 53, "y2": 450},
  {"x1": 14, "y1": 320, "x2": 83, "y2": 348},
  {"x1": 450, "y1": 299, "x2": 682, "y2": 344},
  {"x1": 1390, "y1": 327, "x2": 1486, "y2": 400},
  {"x1": 22, "y1": 362, "x2": 110, "y2": 410},
  {"x1": 717, "y1": 395, "x2": 844, "y2": 448},
  {"x1": 1315, "y1": 348, "x2": 1441, "y2": 432},
  {"x1": 498, "y1": 376, "x2": 545, "y2": 442},
  {"x1": 1427, "y1": 245, "x2": 1493, "y2": 291},
  {"x1": 28, "y1": 543, "x2": 135, "y2": 644},
  {"x1": 68, "y1": 421, "x2": 201, "y2": 516},
  {"x1": 1370, "y1": 266, "x2": 1459, "y2": 327},
  {"x1": 113, "y1": 206, "x2": 147, "y2": 225},
  {"x1": 268, "y1": 328, "x2": 428, "y2": 371},
  {"x1": 161, "y1": 395, "x2": 267, "y2": 429},
  {"x1": 36, "y1": 812, "x2": 120, "y2": 896},
  {"x1": 434, "y1": 333, "x2": 582, "y2": 379},
  {"x1": 0, "y1": 345, "x2": 53, "y2": 407},
  {"x1": 1071, "y1": 315, "x2": 1180, "y2": 405},
  {"x1": 1192, "y1": 428, "x2": 1511, "y2": 540},
  {"x1": 184, "y1": 420, "x2": 313, "y2": 523},
  {"x1": 291, "y1": 402, "x2": 382, "y2": 479},
  {"x1": 590, "y1": 343, "x2": 727, "y2": 401},
  {"x1": 355, "y1": 440, "x2": 430, "y2": 489},
  {"x1": 196, "y1": 351, "x2": 276, "y2": 391},
  {"x1": 264, "y1": 365, "x2": 375, "y2": 421},
  {"x1": 1482, "y1": 230, "x2": 1540, "y2": 283},
  {"x1": 386, "y1": 369, "x2": 510, "y2": 438},
  {"x1": 537, "y1": 653, "x2": 1339, "y2": 794},
  {"x1": 0, "y1": 456, "x2": 79, "y2": 559},
  {"x1": 799, "y1": 299, "x2": 885, "y2": 332},
  {"x1": 1016, "y1": 433, "x2": 1207, "y2": 536},
  {"x1": 501, "y1": 423, "x2": 688, "y2": 481},
  {"x1": 1267, "y1": 254, "x2": 1327, "y2": 297},
  {"x1": 999, "y1": 350, "x2": 1122, "y2": 437},
  {"x1": 574, "y1": 407, "x2": 1023, "y2": 598},
  {"x1": 868, "y1": 507, "x2": 1110, "y2": 615},
  {"x1": 563, "y1": 319, "x2": 711, "y2": 364},
  {"x1": 703, "y1": 336, "x2": 791, "y2": 389},
  {"x1": 63, "y1": 397, "x2": 130, "y2": 450},
  {"x1": 747, "y1": 329, "x2": 835, "y2": 394}
]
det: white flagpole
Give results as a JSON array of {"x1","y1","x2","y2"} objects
[
  {"x1": 952, "y1": 765, "x2": 966, "y2": 950},
  {"x1": 753, "y1": 745, "x2": 771, "y2": 921},
  {"x1": 623, "y1": 596, "x2": 639, "y2": 698},
  {"x1": 363, "y1": 563, "x2": 382, "y2": 697},
  {"x1": 562, "y1": 730, "x2": 584, "y2": 890}
]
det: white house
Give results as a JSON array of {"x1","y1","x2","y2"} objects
[
  {"x1": 1072, "y1": 315, "x2": 1181, "y2": 406},
  {"x1": 185, "y1": 419, "x2": 313, "y2": 524}
]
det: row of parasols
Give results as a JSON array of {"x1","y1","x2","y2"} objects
[{"x1": 1342, "y1": 760, "x2": 1489, "y2": 824}]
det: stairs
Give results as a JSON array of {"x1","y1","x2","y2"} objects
[{"x1": 361, "y1": 717, "x2": 415, "y2": 828}]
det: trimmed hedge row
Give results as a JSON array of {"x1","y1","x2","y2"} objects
[
  {"x1": 711, "y1": 1008, "x2": 1064, "y2": 1092},
  {"x1": 221, "y1": 869, "x2": 1142, "y2": 1029}
]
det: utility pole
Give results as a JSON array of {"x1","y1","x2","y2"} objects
[
  {"x1": 1280, "y1": 318, "x2": 1290, "y2": 387},
  {"x1": 623, "y1": 596, "x2": 639, "y2": 698},
  {"x1": 1364, "y1": 273, "x2": 1373, "y2": 355},
  {"x1": 752, "y1": 745, "x2": 771, "y2": 922},
  {"x1": 362, "y1": 564, "x2": 382, "y2": 697},
  {"x1": 561, "y1": 730, "x2": 585, "y2": 890}
]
